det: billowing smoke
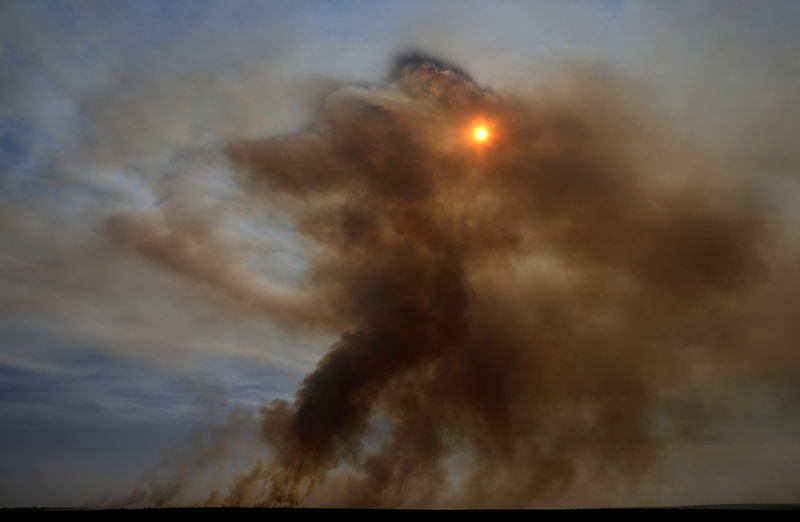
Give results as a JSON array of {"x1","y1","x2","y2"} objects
[{"x1": 124, "y1": 53, "x2": 768, "y2": 507}]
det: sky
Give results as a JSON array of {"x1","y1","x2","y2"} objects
[{"x1": 1, "y1": 0, "x2": 800, "y2": 508}]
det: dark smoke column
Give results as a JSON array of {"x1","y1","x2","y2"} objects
[
  {"x1": 224, "y1": 54, "x2": 765, "y2": 507},
  {"x1": 226, "y1": 56, "x2": 484, "y2": 506}
]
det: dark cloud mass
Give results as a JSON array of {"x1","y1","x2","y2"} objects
[{"x1": 127, "y1": 54, "x2": 773, "y2": 507}]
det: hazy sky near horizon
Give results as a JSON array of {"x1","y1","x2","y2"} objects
[{"x1": 1, "y1": 0, "x2": 800, "y2": 507}]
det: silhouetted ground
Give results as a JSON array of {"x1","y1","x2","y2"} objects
[{"x1": 3, "y1": 504, "x2": 799, "y2": 513}]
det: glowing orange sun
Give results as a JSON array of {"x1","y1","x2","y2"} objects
[{"x1": 473, "y1": 126, "x2": 489, "y2": 142}]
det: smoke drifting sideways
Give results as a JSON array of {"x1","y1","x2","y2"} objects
[{"x1": 127, "y1": 54, "x2": 770, "y2": 507}]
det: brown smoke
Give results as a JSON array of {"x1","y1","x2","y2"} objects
[
  {"x1": 104, "y1": 208, "x2": 330, "y2": 329},
  {"x1": 133, "y1": 53, "x2": 769, "y2": 507}
]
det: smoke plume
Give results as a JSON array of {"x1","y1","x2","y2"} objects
[{"x1": 129, "y1": 53, "x2": 769, "y2": 507}]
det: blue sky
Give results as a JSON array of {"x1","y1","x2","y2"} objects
[
  {"x1": 1, "y1": 0, "x2": 800, "y2": 507},
  {"x1": 0, "y1": 347, "x2": 301, "y2": 505}
]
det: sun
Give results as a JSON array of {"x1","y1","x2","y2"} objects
[{"x1": 473, "y1": 126, "x2": 489, "y2": 142}]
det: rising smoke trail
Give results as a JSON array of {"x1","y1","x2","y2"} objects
[{"x1": 123, "y1": 53, "x2": 768, "y2": 507}]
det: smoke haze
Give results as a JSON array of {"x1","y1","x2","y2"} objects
[
  {"x1": 126, "y1": 53, "x2": 777, "y2": 507},
  {"x1": 3, "y1": 1, "x2": 800, "y2": 509}
]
